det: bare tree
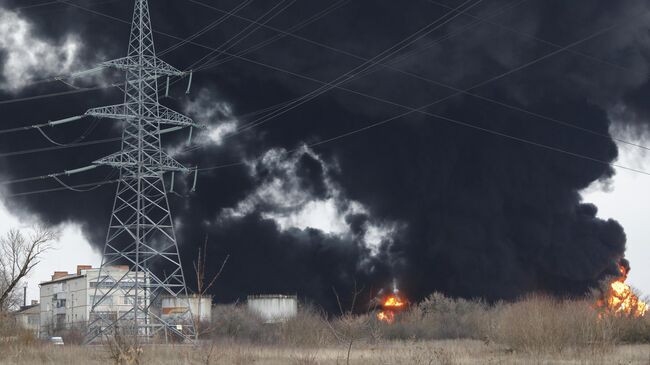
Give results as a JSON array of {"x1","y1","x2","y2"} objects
[
  {"x1": 0, "y1": 227, "x2": 58, "y2": 310},
  {"x1": 329, "y1": 280, "x2": 367, "y2": 365},
  {"x1": 193, "y1": 236, "x2": 229, "y2": 338}
]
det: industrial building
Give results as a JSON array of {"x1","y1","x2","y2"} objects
[
  {"x1": 247, "y1": 295, "x2": 298, "y2": 323},
  {"x1": 13, "y1": 301, "x2": 41, "y2": 336},
  {"x1": 39, "y1": 265, "x2": 146, "y2": 334}
]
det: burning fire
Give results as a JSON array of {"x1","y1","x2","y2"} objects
[
  {"x1": 377, "y1": 293, "x2": 407, "y2": 323},
  {"x1": 597, "y1": 263, "x2": 647, "y2": 318}
]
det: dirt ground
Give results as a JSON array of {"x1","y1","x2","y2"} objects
[{"x1": 2, "y1": 340, "x2": 650, "y2": 365}]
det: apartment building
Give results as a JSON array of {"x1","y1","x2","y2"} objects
[{"x1": 39, "y1": 265, "x2": 147, "y2": 333}]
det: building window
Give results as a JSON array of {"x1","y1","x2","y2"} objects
[{"x1": 90, "y1": 295, "x2": 113, "y2": 306}]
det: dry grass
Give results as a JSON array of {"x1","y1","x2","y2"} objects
[
  {"x1": 0, "y1": 340, "x2": 649, "y2": 365},
  {"x1": 3, "y1": 294, "x2": 650, "y2": 364}
]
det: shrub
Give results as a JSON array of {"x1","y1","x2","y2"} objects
[
  {"x1": 490, "y1": 295, "x2": 615, "y2": 353},
  {"x1": 379, "y1": 292, "x2": 492, "y2": 341},
  {"x1": 209, "y1": 304, "x2": 334, "y2": 346}
]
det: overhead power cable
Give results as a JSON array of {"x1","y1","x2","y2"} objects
[
  {"x1": 7, "y1": 179, "x2": 120, "y2": 197},
  {"x1": 4, "y1": 1, "x2": 650, "y2": 199},
  {"x1": 0, "y1": 164, "x2": 99, "y2": 185},
  {"x1": 0, "y1": 136, "x2": 121, "y2": 159},
  {"x1": 16, "y1": 0, "x2": 120, "y2": 11},
  {"x1": 158, "y1": 0, "x2": 254, "y2": 57},
  {"x1": 195, "y1": 0, "x2": 485, "y2": 130},
  {"x1": 3, "y1": 0, "x2": 644, "y2": 167},
  {"x1": 186, "y1": 0, "x2": 351, "y2": 71},
  {"x1": 185, "y1": 0, "x2": 650, "y2": 153},
  {"x1": 53, "y1": 0, "x2": 650, "y2": 162},
  {"x1": 426, "y1": 0, "x2": 639, "y2": 76},
  {"x1": 186, "y1": 0, "x2": 297, "y2": 70},
  {"x1": 12, "y1": 0, "x2": 347, "y2": 93}
]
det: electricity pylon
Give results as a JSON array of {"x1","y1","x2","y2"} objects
[{"x1": 84, "y1": 0, "x2": 200, "y2": 344}]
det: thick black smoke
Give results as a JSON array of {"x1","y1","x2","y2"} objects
[{"x1": 1, "y1": 0, "x2": 649, "y2": 311}]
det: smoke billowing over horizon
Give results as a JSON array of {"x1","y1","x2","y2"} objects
[{"x1": 1, "y1": 0, "x2": 650, "y2": 311}]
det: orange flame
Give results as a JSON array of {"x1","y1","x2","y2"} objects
[
  {"x1": 377, "y1": 294, "x2": 407, "y2": 323},
  {"x1": 597, "y1": 264, "x2": 647, "y2": 318}
]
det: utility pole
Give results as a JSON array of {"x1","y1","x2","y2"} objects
[{"x1": 84, "y1": 0, "x2": 199, "y2": 344}]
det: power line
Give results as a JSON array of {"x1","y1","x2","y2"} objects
[
  {"x1": 158, "y1": 0, "x2": 254, "y2": 57},
  {"x1": 15, "y1": 0, "x2": 120, "y2": 11},
  {"x1": 0, "y1": 136, "x2": 121, "y2": 159},
  {"x1": 426, "y1": 0, "x2": 639, "y2": 76},
  {"x1": 186, "y1": 0, "x2": 297, "y2": 71},
  {"x1": 7, "y1": 179, "x2": 119, "y2": 197},
  {"x1": 0, "y1": 98, "x2": 299, "y2": 159},
  {"x1": 196, "y1": 0, "x2": 485, "y2": 130},
  {"x1": 10, "y1": 0, "x2": 348, "y2": 93},
  {"x1": 192, "y1": 103, "x2": 650, "y2": 178},
  {"x1": 57, "y1": 0, "x2": 646, "y2": 170},
  {"x1": 2, "y1": 0, "x2": 643, "y2": 184},
  {"x1": 184, "y1": 0, "x2": 351, "y2": 71},
  {"x1": 186, "y1": 0, "x2": 650, "y2": 153}
]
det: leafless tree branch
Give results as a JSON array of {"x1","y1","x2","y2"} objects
[{"x1": 0, "y1": 226, "x2": 58, "y2": 310}]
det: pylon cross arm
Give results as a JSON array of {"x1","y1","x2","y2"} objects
[
  {"x1": 93, "y1": 150, "x2": 190, "y2": 173},
  {"x1": 85, "y1": 103, "x2": 201, "y2": 128},
  {"x1": 100, "y1": 55, "x2": 184, "y2": 76}
]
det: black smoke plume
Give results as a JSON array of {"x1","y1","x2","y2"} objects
[{"x1": 1, "y1": 0, "x2": 648, "y2": 311}]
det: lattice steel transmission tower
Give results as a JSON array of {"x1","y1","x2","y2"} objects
[{"x1": 84, "y1": 0, "x2": 200, "y2": 344}]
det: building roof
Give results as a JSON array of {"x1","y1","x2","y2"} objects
[
  {"x1": 39, "y1": 273, "x2": 84, "y2": 286},
  {"x1": 248, "y1": 294, "x2": 297, "y2": 300},
  {"x1": 39, "y1": 265, "x2": 130, "y2": 286},
  {"x1": 14, "y1": 304, "x2": 40, "y2": 315}
]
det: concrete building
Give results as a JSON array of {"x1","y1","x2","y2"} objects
[
  {"x1": 39, "y1": 265, "x2": 147, "y2": 334},
  {"x1": 161, "y1": 294, "x2": 211, "y2": 323},
  {"x1": 247, "y1": 295, "x2": 298, "y2": 323},
  {"x1": 13, "y1": 301, "x2": 40, "y2": 336}
]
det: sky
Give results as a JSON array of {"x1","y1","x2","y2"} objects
[
  {"x1": 583, "y1": 131, "x2": 650, "y2": 297},
  {"x1": 1, "y1": 0, "x2": 650, "y2": 311}
]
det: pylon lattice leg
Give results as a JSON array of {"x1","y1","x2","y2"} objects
[{"x1": 85, "y1": 0, "x2": 196, "y2": 344}]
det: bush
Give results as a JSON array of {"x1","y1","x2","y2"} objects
[
  {"x1": 371, "y1": 292, "x2": 650, "y2": 353},
  {"x1": 0, "y1": 311, "x2": 37, "y2": 348},
  {"x1": 609, "y1": 314, "x2": 650, "y2": 343},
  {"x1": 489, "y1": 295, "x2": 615, "y2": 353},
  {"x1": 209, "y1": 304, "x2": 335, "y2": 346},
  {"x1": 378, "y1": 292, "x2": 492, "y2": 341}
]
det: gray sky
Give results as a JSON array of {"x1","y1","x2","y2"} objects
[{"x1": 583, "y1": 134, "x2": 650, "y2": 297}]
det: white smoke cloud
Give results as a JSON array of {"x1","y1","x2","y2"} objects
[
  {"x1": 0, "y1": 8, "x2": 82, "y2": 92},
  {"x1": 220, "y1": 146, "x2": 399, "y2": 253},
  {"x1": 183, "y1": 88, "x2": 239, "y2": 147}
]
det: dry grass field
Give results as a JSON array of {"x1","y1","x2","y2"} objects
[
  {"x1": 1, "y1": 340, "x2": 650, "y2": 365},
  {"x1": 2, "y1": 294, "x2": 650, "y2": 364}
]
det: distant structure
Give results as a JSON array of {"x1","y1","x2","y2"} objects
[
  {"x1": 161, "y1": 294, "x2": 212, "y2": 324},
  {"x1": 247, "y1": 295, "x2": 298, "y2": 323},
  {"x1": 81, "y1": 0, "x2": 201, "y2": 344},
  {"x1": 13, "y1": 301, "x2": 40, "y2": 336},
  {"x1": 40, "y1": 265, "x2": 146, "y2": 335},
  {"x1": 23, "y1": 0, "x2": 200, "y2": 344}
]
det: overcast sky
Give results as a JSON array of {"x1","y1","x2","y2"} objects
[{"x1": 583, "y1": 132, "x2": 650, "y2": 297}]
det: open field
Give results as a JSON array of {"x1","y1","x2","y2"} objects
[
  {"x1": 1, "y1": 340, "x2": 650, "y2": 365},
  {"x1": 2, "y1": 294, "x2": 650, "y2": 364}
]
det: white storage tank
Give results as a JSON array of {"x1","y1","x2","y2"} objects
[
  {"x1": 161, "y1": 294, "x2": 212, "y2": 323},
  {"x1": 247, "y1": 294, "x2": 297, "y2": 323}
]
